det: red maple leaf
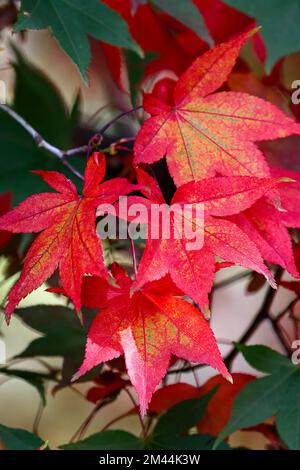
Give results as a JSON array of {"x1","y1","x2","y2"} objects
[
  {"x1": 294, "y1": 243, "x2": 300, "y2": 271},
  {"x1": 270, "y1": 167, "x2": 300, "y2": 228},
  {"x1": 149, "y1": 382, "x2": 199, "y2": 414},
  {"x1": 0, "y1": 152, "x2": 135, "y2": 321},
  {"x1": 86, "y1": 370, "x2": 130, "y2": 404},
  {"x1": 72, "y1": 263, "x2": 230, "y2": 416},
  {"x1": 147, "y1": 373, "x2": 255, "y2": 436},
  {"x1": 229, "y1": 199, "x2": 299, "y2": 278},
  {"x1": 147, "y1": 374, "x2": 279, "y2": 444},
  {"x1": 195, "y1": 0, "x2": 253, "y2": 45},
  {"x1": 100, "y1": 0, "x2": 186, "y2": 93},
  {"x1": 197, "y1": 373, "x2": 280, "y2": 446},
  {"x1": 0, "y1": 192, "x2": 13, "y2": 252},
  {"x1": 102, "y1": 0, "x2": 258, "y2": 93},
  {"x1": 196, "y1": 373, "x2": 255, "y2": 436},
  {"x1": 134, "y1": 30, "x2": 300, "y2": 186},
  {"x1": 229, "y1": 167, "x2": 300, "y2": 278},
  {"x1": 112, "y1": 168, "x2": 283, "y2": 308}
]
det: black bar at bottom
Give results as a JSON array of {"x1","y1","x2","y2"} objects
[{"x1": 0, "y1": 450, "x2": 298, "y2": 467}]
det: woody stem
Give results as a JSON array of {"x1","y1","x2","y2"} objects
[
  {"x1": 0, "y1": 104, "x2": 140, "y2": 181},
  {"x1": 0, "y1": 103, "x2": 85, "y2": 180}
]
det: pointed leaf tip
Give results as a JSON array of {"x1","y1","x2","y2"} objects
[
  {"x1": 267, "y1": 275, "x2": 277, "y2": 290},
  {"x1": 226, "y1": 373, "x2": 233, "y2": 384},
  {"x1": 247, "y1": 26, "x2": 262, "y2": 38},
  {"x1": 202, "y1": 305, "x2": 211, "y2": 320},
  {"x1": 279, "y1": 177, "x2": 298, "y2": 183},
  {"x1": 71, "y1": 371, "x2": 80, "y2": 383},
  {"x1": 5, "y1": 311, "x2": 11, "y2": 326}
]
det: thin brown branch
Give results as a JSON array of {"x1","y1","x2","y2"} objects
[
  {"x1": 270, "y1": 316, "x2": 292, "y2": 355},
  {"x1": 69, "y1": 400, "x2": 110, "y2": 443},
  {"x1": 33, "y1": 387, "x2": 47, "y2": 435},
  {"x1": 124, "y1": 387, "x2": 147, "y2": 439},
  {"x1": 99, "y1": 106, "x2": 141, "y2": 135},
  {"x1": 167, "y1": 362, "x2": 204, "y2": 375},
  {"x1": 224, "y1": 268, "x2": 284, "y2": 368},
  {"x1": 101, "y1": 409, "x2": 133, "y2": 432},
  {"x1": 0, "y1": 103, "x2": 86, "y2": 180},
  {"x1": 0, "y1": 104, "x2": 141, "y2": 181}
]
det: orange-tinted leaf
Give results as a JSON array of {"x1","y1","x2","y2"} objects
[
  {"x1": 174, "y1": 32, "x2": 252, "y2": 103},
  {"x1": 228, "y1": 72, "x2": 290, "y2": 112},
  {"x1": 248, "y1": 424, "x2": 280, "y2": 448},
  {"x1": 134, "y1": 32, "x2": 300, "y2": 185}
]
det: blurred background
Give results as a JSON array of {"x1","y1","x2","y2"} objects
[{"x1": 1, "y1": 0, "x2": 300, "y2": 450}]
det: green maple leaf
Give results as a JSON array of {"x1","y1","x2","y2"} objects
[
  {"x1": 0, "y1": 48, "x2": 82, "y2": 204},
  {"x1": 214, "y1": 344, "x2": 300, "y2": 450},
  {"x1": 150, "y1": 0, "x2": 213, "y2": 47},
  {"x1": 0, "y1": 425, "x2": 44, "y2": 450},
  {"x1": 0, "y1": 368, "x2": 49, "y2": 405},
  {"x1": 224, "y1": 0, "x2": 300, "y2": 71},
  {"x1": 14, "y1": 0, "x2": 142, "y2": 82},
  {"x1": 60, "y1": 431, "x2": 143, "y2": 450}
]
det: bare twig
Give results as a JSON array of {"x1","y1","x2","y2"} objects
[
  {"x1": 101, "y1": 409, "x2": 133, "y2": 432},
  {"x1": 224, "y1": 267, "x2": 289, "y2": 368},
  {"x1": 270, "y1": 316, "x2": 292, "y2": 354},
  {"x1": 167, "y1": 362, "x2": 204, "y2": 375},
  {"x1": 33, "y1": 392, "x2": 46, "y2": 435},
  {"x1": 0, "y1": 103, "x2": 141, "y2": 181},
  {"x1": 99, "y1": 106, "x2": 142, "y2": 135},
  {"x1": 107, "y1": 136, "x2": 135, "y2": 155},
  {"x1": 124, "y1": 387, "x2": 147, "y2": 439},
  {"x1": 0, "y1": 103, "x2": 86, "y2": 180},
  {"x1": 69, "y1": 400, "x2": 110, "y2": 443},
  {"x1": 190, "y1": 362, "x2": 200, "y2": 387}
]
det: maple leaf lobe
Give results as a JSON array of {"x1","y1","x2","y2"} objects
[
  {"x1": 73, "y1": 269, "x2": 230, "y2": 416},
  {"x1": 134, "y1": 32, "x2": 300, "y2": 186},
  {"x1": 0, "y1": 153, "x2": 134, "y2": 321}
]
